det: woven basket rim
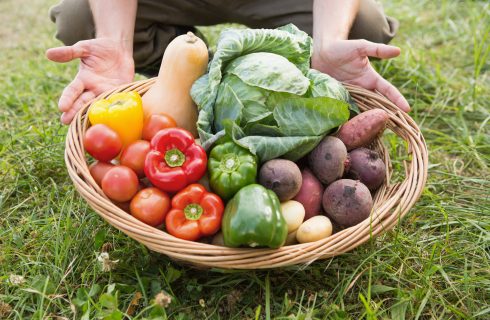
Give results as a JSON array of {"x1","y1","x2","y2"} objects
[{"x1": 65, "y1": 78, "x2": 428, "y2": 269}]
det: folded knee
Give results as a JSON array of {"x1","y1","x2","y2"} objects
[
  {"x1": 349, "y1": 0, "x2": 399, "y2": 44},
  {"x1": 49, "y1": 0, "x2": 94, "y2": 45}
]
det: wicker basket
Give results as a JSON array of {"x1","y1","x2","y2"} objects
[{"x1": 65, "y1": 78, "x2": 428, "y2": 269}]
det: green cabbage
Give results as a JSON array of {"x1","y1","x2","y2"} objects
[{"x1": 191, "y1": 24, "x2": 358, "y2": 162}]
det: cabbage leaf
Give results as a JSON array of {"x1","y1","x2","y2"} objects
[{"x1": 191, "y1": 24, "x2": 357, "y2": 161}]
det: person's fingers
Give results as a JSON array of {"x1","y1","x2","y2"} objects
[
  {"x1": 375, "y1": 75, "x2": 410, "y2": 112},
  {"x1": 60, "y1": 91, "x2": 96, "y2": 125},
  {"x1": 355, "y1": 40, "x2": 401, "y2": 59},
  {"x1": 58, "y1": 78, "x2": 85, "y2": 112},
  {"x1": 45, "y1": 45, "x2": 87, "y2": 63}
]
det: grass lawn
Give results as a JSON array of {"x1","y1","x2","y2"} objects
[{"x1": 1, "y1": 0, "x2": 489, "y2": 319}]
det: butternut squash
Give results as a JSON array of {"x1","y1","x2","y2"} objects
[{"x1": 142, "y1": 32, "x2": 208, "y2": 137}]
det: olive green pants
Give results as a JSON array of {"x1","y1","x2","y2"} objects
[{"x1": 49, "y1": 0, "x2": 398, "y2": 76}]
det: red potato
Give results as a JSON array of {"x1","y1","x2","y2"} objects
[
  {"x1": 308, "y1": 136, "x2": 347, "y2": 185},
  {"x1": 336, "y1": 109, "x2": 389, "y2": 150},
  {"x1": 322, "y1": 179, "x2": 373, "y2": 227},
  {"x1": 346, "y1": 148, "x2": 386, "y2": 191},
  {"x1": 293, "y1": 168, "x2": 324, "y2": 220}
]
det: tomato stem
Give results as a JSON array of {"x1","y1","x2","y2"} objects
[{"x1": 184, "y1": 204, "x2": 203, "y2": 220}]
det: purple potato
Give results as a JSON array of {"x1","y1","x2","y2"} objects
[
  {"x1": 259, "y1": 159, "x2": 302, "y2": 201},
  {"x1": 322, "y1": 179, "x2": 373, "y2": 227},
  {"x1": 346, "y1": 148, "x2": 386, "y2": 191},
  {"x1": 308, "y1": 136, "x2": 347, "y2": 185}
]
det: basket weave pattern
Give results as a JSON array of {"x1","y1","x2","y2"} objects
[{"x1": 65, "y1": 78, "x2": 428, "y2": 269}]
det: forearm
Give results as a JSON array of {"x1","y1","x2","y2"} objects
[
  {"x1": 313, "y1": 0, "x2": 360, "y2": 46},
  {"x1": 88, "y1": 0, "x2": 137, "y2": 54}
]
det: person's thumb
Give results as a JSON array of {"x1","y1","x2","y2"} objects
[
  {"x1": 45, "y1": 42, "x2": 88, "y2": 63},
  {"x1": 354, "y1": 39, "x2": 401, "y2": 59}
]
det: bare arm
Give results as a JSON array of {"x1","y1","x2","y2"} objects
[
  {"x1": 313, "y1": 0, "x2": 359, "y2": 44},
  {"x1": 311, "y1": 0, "x2": 410, "y2": 112},
  {"x1": 89, "y1": 0, "x2": 136, "y2": 53},
  {"x1": 46, "y1": 1, "x2": 138, "y2": 124}
]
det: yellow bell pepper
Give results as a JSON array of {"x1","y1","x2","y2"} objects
[{"x1": 88, "y1": 91, "x2": 144, "y2": 148}]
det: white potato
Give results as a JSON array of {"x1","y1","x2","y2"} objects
[
  {"x1": 280, "y1": 200, "x2": 305, "y2": 233},
  {"x1": 284, "y1": 230, "x2": 298, "y2": 246},
  {"x1": 296, "y1": 215, "x2": 333, "y2": 243}
]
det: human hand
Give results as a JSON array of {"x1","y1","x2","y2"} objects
[
  {"x1": 312, "y1": 39, "x2": 410, "y2": 112},
  {"x1": 46, "y1": 38, "x2": 135, "y2": 124}
]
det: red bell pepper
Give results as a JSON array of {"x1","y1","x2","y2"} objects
[
  {"x1": 165, "y1": 184, "x2": 224, "y2": 241},
  {"x1": 144, "y1": 128, "x2": 207, "y2": 192}
]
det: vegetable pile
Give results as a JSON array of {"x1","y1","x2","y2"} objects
[{"x1": 82, "y1": 25, "x2": 392, "y2": 249}]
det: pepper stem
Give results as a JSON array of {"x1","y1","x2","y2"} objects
[
  {"x1": 108, "y1": 100, "x2": 124, "y2": 108},
  {"x1": 184, "y1": 204, "x2": 203, "y2": 220},
  {"x1": 165, "y1": 149, "x2": 185, "y2": 167},
  {"x1": 219, "y1": 154, "x2": 240, "y2": 173}
]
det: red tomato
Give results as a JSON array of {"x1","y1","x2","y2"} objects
[
  {"x1": 142, "y1": 114, "x2": 177, "y2": 141},
  {"x1": 101, "y1": 166, "x2": 139, "y2": 202},
  {"x1": 114, "y1": 201, "x2": 131, "y2": 213},
  {"x1": 84, "y1": 124, "x2": 122, "y2": 162},
  {"x1": 89, "y1": 161, "x2": 115, "y2": 186},
  {"x1": 120, "y1": 140, "x2": 150, "y2": 177},
  {"x1": 130, "y1": 187, "x2": 170, "y2": 226}
]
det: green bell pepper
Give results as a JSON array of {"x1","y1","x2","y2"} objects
[
  {"x1": 222, "y1": 184, "x2": 288, "y2": 248},
  {"x1": 208, "y1": 141, "x2": 257, "y2": 200}
]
